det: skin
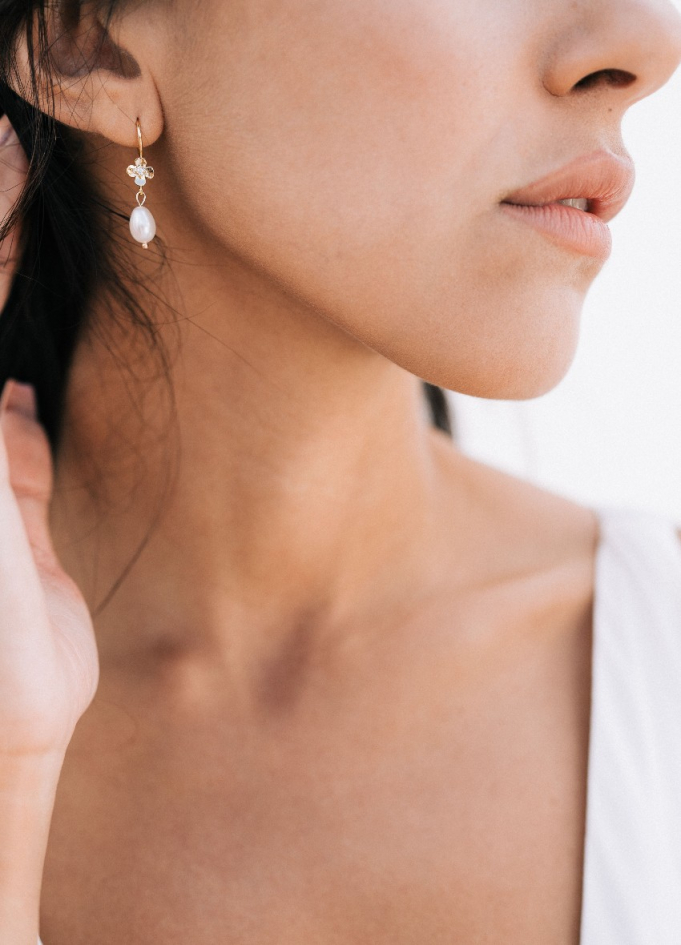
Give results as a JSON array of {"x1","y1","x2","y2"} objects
[
  {"x1": 0, "y1": 116, "x2": 25, "y2": 301},
  {"x1": 1, "y1": 0, "x2": 681, "y2": 942}
]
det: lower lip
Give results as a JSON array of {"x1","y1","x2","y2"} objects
[{"x1": 500, "y1": 202, "x2": 612, "y2": 261}]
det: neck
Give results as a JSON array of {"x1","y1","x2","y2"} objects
[{"x1": 50, "y1": 241, "x2": 454, "y2": 682}]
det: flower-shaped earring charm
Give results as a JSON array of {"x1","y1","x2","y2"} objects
[
  {"x1": 127, "y1": 156, "x2": 155, "y2": 188},
  {"x1": 126, "y1": 120, "x2": 156, "y2": 249}
]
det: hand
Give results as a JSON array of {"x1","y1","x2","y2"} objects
[
  {"x1": 0, "y1": 114, "x2": 27, "y2": 311},
  {"x1": 0, "y1": 382, "x2": 100, "y2": 762}
]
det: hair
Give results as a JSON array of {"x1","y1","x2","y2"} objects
[{"x1": 0, "y1": 0, "x2": 452, "y2": 454}]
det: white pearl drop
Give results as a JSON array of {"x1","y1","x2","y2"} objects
[{"x1": 130, "y1": 206, "x2": 156, "y2": 245}]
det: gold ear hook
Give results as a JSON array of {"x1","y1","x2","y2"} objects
[{"x1": 137, "y1": 118, "x2": 144, "y2": 160}]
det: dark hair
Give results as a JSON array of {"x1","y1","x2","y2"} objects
[{"x1": 0, "y1": 0, "x2": 452, "y2": 451}]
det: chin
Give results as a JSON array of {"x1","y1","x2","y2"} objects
[{"x1": 399, "y1": 283, "x2": 586, "y2": 402}]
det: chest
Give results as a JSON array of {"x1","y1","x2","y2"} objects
[{"x1": 40, "y1": 608, "x2": 591, "y2": 945}]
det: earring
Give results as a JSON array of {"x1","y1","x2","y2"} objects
[{"x1": 126, "y1": 118, "x2": 156, "y2": 249}]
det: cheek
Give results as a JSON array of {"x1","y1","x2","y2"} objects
[
  {"x1": 171, "y1": 1, "x2": 499, "y2": 213},
  {"x1": 164, "y1": 0, "x2": 592, "y2": 399},
  {"x1": 167, "y1": 0, "x2": 511, "y2": 255}
]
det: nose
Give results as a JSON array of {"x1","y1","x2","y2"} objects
[{"x1": 543, "y1": 0, "x2": 681, "y2": 107}]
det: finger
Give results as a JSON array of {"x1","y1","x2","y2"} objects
[
  {"x1": 0, "y1": 382, "x2": 56, "y2": 568},
  {"x1": 0, "y1": 386, "x2": 52, "y2": 645},
  {"x1": 0, "y1": 115, "x2": 28, "y2": 308}
]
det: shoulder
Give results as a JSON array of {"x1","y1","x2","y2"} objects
[
  {"x1": 431, "y1": 435, "x2": 599, "y2": 602},
  {"x1": 432, "y1": 437, "x2": 681, "y2": 622}
]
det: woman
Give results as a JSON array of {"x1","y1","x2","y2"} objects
[{"x1": 1, "y1": 2, "x2": 681, "y2": 943}]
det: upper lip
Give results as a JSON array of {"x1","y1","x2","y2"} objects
[{"x1": 502, "y1": 150, "x2": 635, "y2": 223}]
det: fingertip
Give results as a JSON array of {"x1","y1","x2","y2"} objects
[
  {"x1": 0, "y1": 114, "x2": 18, "y2": 150},
  {"x1": 1, "y1": 380, "x2": 37, "y2": 422}
]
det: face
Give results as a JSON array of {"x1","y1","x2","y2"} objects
[{"x1": 96, "y1": 0, "x2": 681, "y2": 397}]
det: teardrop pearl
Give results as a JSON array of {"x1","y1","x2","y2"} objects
[{"x1": 130, "y1": 206, "x2": 156, "y2": 246}]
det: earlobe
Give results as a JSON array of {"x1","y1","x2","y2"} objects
[{"x1": 11, "y1": 0, "x2": 163, "y2": 151}]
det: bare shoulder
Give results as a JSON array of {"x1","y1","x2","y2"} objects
[
  {"x1": 431, "y1": 435, "x2": 600, "y2": 590},
  {"x1": 427, "y1": 436, "x2": 598, "y2": 670}
]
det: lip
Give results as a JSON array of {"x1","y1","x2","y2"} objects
[{"x1": 499, "y1": 151, "x2": 635, "y2": 261}]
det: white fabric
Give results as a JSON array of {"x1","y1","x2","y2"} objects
[
  {"x1": 37, "y1": 507, "x2": 681, "y2": 945},
  {"x1": 580, "y1": 507, "x2": 681, "y2": 944}
]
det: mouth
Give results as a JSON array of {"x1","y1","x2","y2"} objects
[
  {"x1": 554, "y1": 197, "x2": 590, "y2": 211},
  {"x1": 499, "y1": 151, "x2": 635, "y2": 261}
]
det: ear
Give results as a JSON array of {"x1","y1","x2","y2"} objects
[{"x1": 13, "y1": 1, "x2": 164, "y2": 151}]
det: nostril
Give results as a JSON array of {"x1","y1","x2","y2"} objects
[{"x1": 573, "y1": 68, "x2": 637, "y2": 92}]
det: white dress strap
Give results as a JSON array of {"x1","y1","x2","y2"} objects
[{"x1": 580, "y1": 508, "x2": 681, "y2": 945}]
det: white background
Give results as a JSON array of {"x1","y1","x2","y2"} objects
[{"x1": 453, "y1": 42, "x2": 681, "y2": 525}]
